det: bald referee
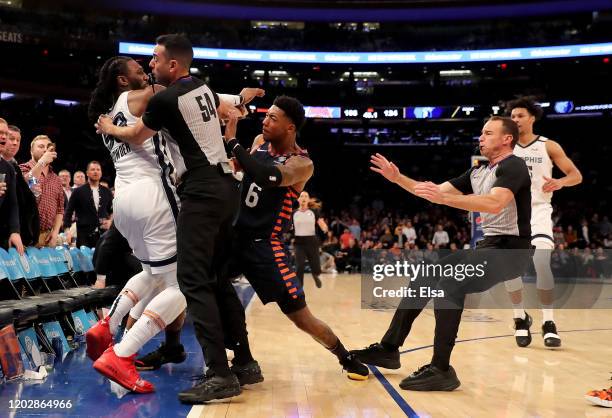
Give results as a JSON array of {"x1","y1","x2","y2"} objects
[
  {"x1": 95, "y1": 34, "x2": 263, "y2": 403},
  {"x1": 351, "y1": 116, "x2": 532, "y2": 391}
]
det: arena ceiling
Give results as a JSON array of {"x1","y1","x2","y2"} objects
[{"x1": 28, "y1": 0, "x2": 612, "y2": 21}]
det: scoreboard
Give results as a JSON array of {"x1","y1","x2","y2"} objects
[
  {"x1": 253, "y1": 102, "x2": 612, "y2": 120},
  {"x1": 342, "y1": 107, "x2": 404, "y2": 120}
]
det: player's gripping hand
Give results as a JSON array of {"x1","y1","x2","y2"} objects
[
  {"x1": 223, "y1": 110, "x2": 242, "y2": 140},
  {"x1": 95, "y1": 115, "x2": 113, "y2": 135},
  {"x1": 239, "y1": 88, "x2": 265, "y2": 104}
]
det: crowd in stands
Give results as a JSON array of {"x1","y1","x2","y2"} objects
[
  {"x1": 0, "y1": 116, "x2": 114, "y2": 256},
  {"x1": 1, "y1": 6, "x2": 610, "y2": 52},
  {"x1": 291, "y1": 195, "x2": 612, "y2": 277}
]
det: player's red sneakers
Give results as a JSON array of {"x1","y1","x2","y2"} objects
[
  {"x1": 585, "y1": 386, "x2": 612, "y2": 407},
  {"x1": 86, "y1": 317, "x2": 112, "y2": 361},
  {"x1": 93, "y1": 347, "x2": 155, "y2": 394}
]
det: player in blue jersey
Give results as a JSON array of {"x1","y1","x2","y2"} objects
[{"x1": 222, "y1": 96, "x2": 369, "y2": 381}]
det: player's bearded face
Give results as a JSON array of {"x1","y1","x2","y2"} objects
[{"x1": 125, "y1": 60, "x2": 148, "y2": 90}]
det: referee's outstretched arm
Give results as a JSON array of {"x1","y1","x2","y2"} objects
[{"x1": 370, "y1": 152, "x2": 516, "y2": 214}]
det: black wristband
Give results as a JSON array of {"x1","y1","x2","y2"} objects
[{"x1": 226, "y1": 137, "x2": 239, "y2": 151}]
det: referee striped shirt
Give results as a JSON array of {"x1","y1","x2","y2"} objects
[{"x1": 449, "y1": 155, "x2": 531, "y2": 237}]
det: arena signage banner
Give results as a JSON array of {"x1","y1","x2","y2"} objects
[
  {"x1": 120, "y1": 41, "x2": 612, "y2": 64},
  {"x1": 0, "y1": 30, "x2": 23, "y2": 44}
]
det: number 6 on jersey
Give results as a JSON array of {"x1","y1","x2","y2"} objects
[{"x1": 245, "y1": 183, "x2": 262, "y2": 208}]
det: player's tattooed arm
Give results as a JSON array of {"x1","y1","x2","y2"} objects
[
  {"x1": 250, "y1": 134, "x2": 266, "y2": 154},
  {"x1": 277, "y1": 156, "x2": 314, "y2": 187}
]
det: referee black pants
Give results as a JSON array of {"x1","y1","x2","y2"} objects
[
  {"x1": 177, "y1": 167, "x2": 251, "y2": 377},
  {"x1": 381, "y1": 236, "x2": 531, "y2": 370},
  {"x1": 294, "y1": 236, "x2": 322, "y2": 287},
  {"x1": 93, "y1": 223, "x2": 141, "y2": 288}
]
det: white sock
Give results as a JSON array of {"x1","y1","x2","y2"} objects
[
  {"x1": 542, "y1": 306, "x2": 554, "y2": 323},
  {"x1": 513, "y1": 304, "x2": 525, "y2": 320},
  {"x1": 114, "y1": 314, "x2": 162, "y2": 358},
  {"x1": 108, "y1": 292, "x2": 136, "y2": 335}
]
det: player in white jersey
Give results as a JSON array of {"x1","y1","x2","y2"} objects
[
  {"x1": 84, "y1": 56, "x2": 186, "y2": 393},
  {"x1": 504, "y1": 97, "x2": 582, "y2": 348},
  {"x1": 90, "y1": 55, "x2": 267, "y2": 394}
]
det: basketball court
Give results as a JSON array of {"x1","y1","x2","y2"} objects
[
  {"x1": 1, "y1": 272, "x2": 610, "y2": 417},
  {"x1": 197, "y1": 274, "x2": 612, "y2": 418}
]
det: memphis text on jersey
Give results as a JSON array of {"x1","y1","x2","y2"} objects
[{"x1": 103, "y1": 112, "x2": 132, "y2": 163}]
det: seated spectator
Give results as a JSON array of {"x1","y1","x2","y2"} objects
[
  {"x1": 345, "y1": 238, "x2": 362, "y2": 273},
  {"x1": 348, "y1": 218, "x2": 361, "y2": 241},
  {"x1": 565, "y1": 225, "x2": 578, "y2": 247},
  {"x1": 379, "y1": 226, "x2": 394, "y2": 249},
  {"x1": 320, "y1": 249, "x2": 337, "y2": 274},
  {"x1": 553, "y1": 226, "x2": 565, "y2": 246},
  {"x1": 394, "y1": 224, "x2": 406, "y2": 246},
  {"x1": 402, "y1": 220, "x2": 417, "y2": 244},
  {"x1": 322, "y1": 230, "x2": 339, "y2": 254},
  {"x1": 340, "y1": 228, "x2": 354, "y2": 249},
  {"x1": 432, "y1": 223, "x2": 450, "y2": 248}
]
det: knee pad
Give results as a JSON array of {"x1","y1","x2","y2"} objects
[{"x1": 504, "y1": 276, "x2": 524, "y2": 293}]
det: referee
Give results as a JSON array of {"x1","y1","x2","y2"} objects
[
  {"x1": 293, "y1": 191, "x2": 328, "y2": 288},
  {"x1": 95, "y1": 34, "x2": 262, "y2": 403},
  {"x1": 351, "y1": 116, "x2": 532, "y2": 392}
]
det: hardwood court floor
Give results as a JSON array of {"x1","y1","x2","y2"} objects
[{"x1": 192, "y1": 274, "x2": 612, "y2": 418}]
